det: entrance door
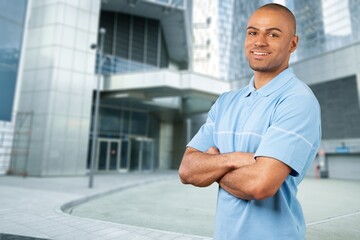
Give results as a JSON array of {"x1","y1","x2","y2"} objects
[
  {"x1": 119, "y1": 139, "x2": 130, "y2": 172},
  {"x1": 96, "y1": 138, "x2": 121, "y2": 171},
  {"x1": 129, "y1": 137, "x2": 154, "y2": 171}
]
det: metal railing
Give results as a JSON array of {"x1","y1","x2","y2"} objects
[
  {"x1": 145, "y1": 0, "x2": 185, "y2": 9},
  {"x1": 0, "y1": 112, "x2": 33, "y2": 176}
]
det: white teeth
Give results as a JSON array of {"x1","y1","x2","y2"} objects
[{"x1": 253, "y1": 52, "x2": 269, "y2": 56}]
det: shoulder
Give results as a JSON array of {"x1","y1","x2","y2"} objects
[
  {"x1": 273, "y1": 77, "x2": 321, "y2": 122},
  {"x1": 217, "y1": 87, "x2": 249, "y2": 103},
  {"x1": 282, "y1": 77, "x2": 320, "y2": 109}
]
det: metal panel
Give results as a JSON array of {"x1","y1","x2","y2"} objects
[{"x1": 328, "y1": 154, "x2": 360, "y2": 180}]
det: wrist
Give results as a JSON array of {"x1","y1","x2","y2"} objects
[{"x1": 224, "y1": 152, "x2": 255, "y2": 170}]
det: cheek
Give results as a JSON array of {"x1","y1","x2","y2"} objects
[
  {"x1": 244, "y1": 40, "x2": 252, "y2": 53},
  {"x1": 244, "y1": 37, "x2": 252, "y2": 48}
]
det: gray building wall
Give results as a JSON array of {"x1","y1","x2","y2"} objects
[
  {"x1": 292, "y1": 42, "x2": 360, "y2": 151},
  {"x1": 291, "y1": 43, "x2": 360, "y2": 180},
  {"x1": 13, "y1": 0, "x2": 101, "y2": 176},
  {"x1": 310, "y1": 75, "x2": 360, "y2": 140},
  {"x1": 327, "y1": 154, "x2": 360, "y2": 180}
]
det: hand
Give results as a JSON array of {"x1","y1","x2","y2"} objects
[
  {"x1": 206, "y1": 147, "x2": 220, "y2": 155},
  {"x1": 206, "y1": 147, "x2": 255, "y2": 168}
]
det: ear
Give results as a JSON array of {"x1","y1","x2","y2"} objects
[{"x1": 289, "y1": 35, "x2": 298, "y2": 53}]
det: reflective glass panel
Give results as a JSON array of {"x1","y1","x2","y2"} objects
[
  {"x1": 0, "y1": 0, "x2": 27, "y2": 121},
  {"x1": 109, "y1": 141, "x2": 118, "y2": 170}
]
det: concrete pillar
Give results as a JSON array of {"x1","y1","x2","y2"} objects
[
  {"x1": 159, "y1": 122, "x2": 173, "y2": 170},
  {"x1": 15, "y1": 0, "x2": 101, "y2": 176}
]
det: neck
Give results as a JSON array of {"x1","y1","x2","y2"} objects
[
  {"x1": 253, "y1": 72, "x2": 273, "y2": 90},
  {"x1": 253, "y1": 67, "x2": 288, "y2": 90}
]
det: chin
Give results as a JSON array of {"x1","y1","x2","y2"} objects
[{"x1": 249, "y1": 65, "x2": 271, "y2": 72}]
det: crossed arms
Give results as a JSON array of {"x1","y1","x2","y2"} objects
[{"x1": 178, "y1": 147, "x2": 291, "y2": 200}]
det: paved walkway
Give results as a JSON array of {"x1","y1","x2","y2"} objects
[
  {"x1": 69, "y1": 176, "x2": 360, "y2": 239},
  {"x1": 0, "y1": 171, "x2": 210, "y2": 240},
  {"x1": 1, "y1": 171, "x2": 360, "y2": 239}
]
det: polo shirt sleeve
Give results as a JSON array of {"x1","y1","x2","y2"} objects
[
  {"x1": 254, "y1": 94, "x2": 321, "y2": 176},
  {"x1": 186, "y1": 96, "x2": 220, "y2": 152}
]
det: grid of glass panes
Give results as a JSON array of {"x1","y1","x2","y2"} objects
[
  {"x1": 96, "y1": 11, "x2": 169, "y2": 75},
  {"x1": 229, "y1": 0, "x2": 360, "y2": 81},
  {"x1": 288, "y1": 0, "x2": 360, "y2": 61},
  {"x1": 0, "y1": 0, "x2": 27, "y2": 121}
]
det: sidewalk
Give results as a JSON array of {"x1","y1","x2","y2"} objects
[
  {"x1": 1, "y1": 171, "x2": 360, "y2": 240},
  {"x1": 68, "y1": 176, "x2": 360, "y2": 239},
  {"x1": 0, "y1": 171, "x2": 210, "y2": 240}
]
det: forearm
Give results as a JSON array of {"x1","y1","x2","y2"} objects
[
  {"x1": 218, "y1": 157, "x2": 292, "y2": 200},
  {"x1": 179, "y1": 148, "x2": 233, "y2": 187},
  {"x1": 179, "y1": 147, "x2": 255, "y2": 187},
  {"x1": 219, "y1": 166, "x2": 259, "y2": 200}
]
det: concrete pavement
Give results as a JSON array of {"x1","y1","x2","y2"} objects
[
  {"x1": 1, "y1": 170, "x2": 360, "y2": 239},
  {"x1": 69, "y1": 176, "x2": 360, "y2": 239},
  {"x1": 0, "y1": 171, "x2": 210, "y2": 240}
]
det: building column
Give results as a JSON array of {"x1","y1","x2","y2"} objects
[
  {"x1": 158, "y1": 122, "x2": 173, "y2": 170},
  {"x1": 15, "y1": 0, "x2": 101, "y2": 176}
]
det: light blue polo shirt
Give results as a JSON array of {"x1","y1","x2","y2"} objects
[{"x1": 187, "y1": 68, "x2": 321, "y2": 240}]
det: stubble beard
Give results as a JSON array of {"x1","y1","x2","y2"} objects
[{"x1": 249, "y1": 63, "x2": 273, "y2": 72}]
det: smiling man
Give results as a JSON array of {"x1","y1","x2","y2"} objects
[{"x1": 179, "y1": 3, "x2": 321, "y2": 240}]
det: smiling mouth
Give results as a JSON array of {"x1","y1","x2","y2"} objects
[{"x1": 251, "y1": 51, "x2": 270, "y2": 56}]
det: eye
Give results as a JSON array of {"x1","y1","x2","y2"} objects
[
  {"x1": 248, "y1": 31, "x2": 256, "y2": 36},
  {"x1": 268, "y1": 33, "x2": 279, "y2": 38}
]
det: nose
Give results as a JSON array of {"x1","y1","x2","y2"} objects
[{"x1": 254, "y1": 34, "x2": 268, "y2": 47}]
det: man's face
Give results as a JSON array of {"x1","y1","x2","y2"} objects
[{"x1": 245, "y1": 8, "x2": 298, "y2": 74}]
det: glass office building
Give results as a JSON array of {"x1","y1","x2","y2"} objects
[
  {"x1": 3, "y1": 0, "x2": 360, "y2": 179},
  {"x1": 0, "y1": 0, "x2": 28, "y2": 174},
  {"x1": 193, "y1": 0, "x2": 360, "y2": 179},
  {"x1": 0, "y1": 0, "x2": 27, "y2": 121},
  {"x1": 5, "y1": 0, "x2": 229, "y2": 176}
]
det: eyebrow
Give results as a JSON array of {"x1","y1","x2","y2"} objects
[{"x1": 246, "y1": 26, "x2": 283, "y2": 33}]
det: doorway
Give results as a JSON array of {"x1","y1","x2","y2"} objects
[
  {"x1": 129, "y1": 137, "x2": 155, "y2": 171},
  {"x1": 96, "y1": 138, "x2": 130, "y2": 172},
  {"x1": 96, "y1": 137, "x2": 154, "y2": 172}
]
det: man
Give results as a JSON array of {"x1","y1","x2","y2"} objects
[{"x1": 179, "y1": 3, "x2": 321, "y2": 240}]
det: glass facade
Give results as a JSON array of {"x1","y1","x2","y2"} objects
[
  {"x1": 0, "y1": 0, "x2": 27, "y2": 121},
  {"x1": 151, "y1": 0, "x2": 185, "y2": 8},
  {"x1": 217, "y1": 0, "x2": 234, "y2": 80},
  {"x1": 87, "y1": 105, "x2": 160, "y2": 171},
  {"x1": 229, "y1": 1, "x2": 262, "y2": 80},
  {"x1": 96, "y1": 11, "x2": 169, "y2": 75},
  {"x1": 194, "y1": 0, "x2": 360, "y2": 81},
  {"x1": 260, "y1": 0, "x2": 360, "y2": 71},
  {"x1": 97, "y1": 107, "x2": 150, "y2": 138},
  {"x1": 291, "y1": 0, "x2": 360, "y2": 61},
  {"x1": 192, "y1": 0, "x2": 266, "y2": 81},
  {"x1": 192, "y1": 0, "x2": 360, "y2": 151}
]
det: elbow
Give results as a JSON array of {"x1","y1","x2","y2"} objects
[
  {"x1": 248, "y1": 183, "x2": 278, "y2": 201},
  {"x1": 178, "y1": 165, "x2": 210, "y2": 187},
  {"x1": 178, "y1": 151, "x2": 193, "y2": 185},
  {"x1": 178, "y1": 163, "x2": 195, "y2": 185},
  {"x1": 178, "y1": 167, "x2": 190, "y2": 184},
  {"x1": 252, "y1": 190, "x2": 275, "y2": 201}
]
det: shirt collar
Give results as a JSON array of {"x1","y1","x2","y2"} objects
[{"x1": 244, "y1": 68, "x2": 295, "y2": 97}]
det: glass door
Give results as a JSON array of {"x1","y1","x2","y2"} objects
[
  {"x1": 97, "y1": 140, "x2": 108, "y2": 170},
  {"x1": 129, "y1": 137, "x2": 154, "y2": 171},
  {"x1": 119, "y1": 139, "x2": 129, "y2": 172},
  {"x1": 96, "y1": 138, "x2": 121, "y2": 172}
]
